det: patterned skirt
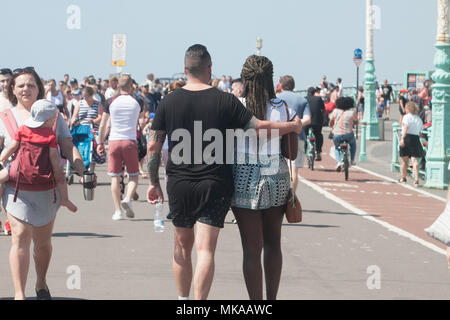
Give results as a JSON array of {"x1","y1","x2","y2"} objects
[{"x1": 231, "y1": 153, "x2": 290, "y2": 210}]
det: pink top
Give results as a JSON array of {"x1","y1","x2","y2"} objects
[{"x1": 330, "y1": 109, "x2": 357, "y2": 135}]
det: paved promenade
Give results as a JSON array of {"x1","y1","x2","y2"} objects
[{"x1": 0, "y1": 104, "x2": 449, "y2": 300}]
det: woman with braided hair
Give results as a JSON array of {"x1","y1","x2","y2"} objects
[{"x1": 231, "y1": 55, "x2": 299, "y2": 300}]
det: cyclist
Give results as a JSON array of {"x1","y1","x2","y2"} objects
[{"x1": 329, "y1": 97, "x2": 358, "y2": 172}]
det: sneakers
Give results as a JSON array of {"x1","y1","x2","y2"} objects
[
  {"x1": 121, "y1": 198, "x2": 135, "y2": 218},
  {"x1": 336, "y1": 162, "x2": 343, "y2": 172},
  {"x1": 399, "y1": 178, "x2": 407, "y2": 184},
  {"x1": 112, "y1": 210, "x2": 126, "y2": 221},
  {"x1": 316, "y1": 154, "x2": 322, "y2": 161}
]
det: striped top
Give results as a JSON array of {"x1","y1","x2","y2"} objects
[
  {"x1": 330, "y1": 108, "x2": 357, "y2": 135},
  {"x1": 78, "y1": 99, "x2": 100, "y2": 130}
]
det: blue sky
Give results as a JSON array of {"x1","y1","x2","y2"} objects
[{"x1": 0, "y1": 0, "x2": 436, "y2": 89}]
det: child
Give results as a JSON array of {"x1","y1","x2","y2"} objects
[
  {"x1": 377, "y1": 96, "x2": 385, "y2": 119},
  {"x1": 0, "y1": 100, "x2": 77, "y2": 212}
]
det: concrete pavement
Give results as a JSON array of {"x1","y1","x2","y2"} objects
[{"x1": 0, "y1": 104, "x2": 449, "y2": 300}]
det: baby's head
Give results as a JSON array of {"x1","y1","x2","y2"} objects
[{"x1": 25, "y1": 99, "x2": 57, "y2": 129}]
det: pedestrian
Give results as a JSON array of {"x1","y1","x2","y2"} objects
[
  {"x1": 356, "y1": 86, "x2": 364, "y2": 120},
  {"x1": 231, "y1": 57, "x2": 303, "y2": 300},
  {"x1": 0, "y1": 99, "x2": 77, "y2": 213},
  {"x1": 146, "y1": 45, "x2": 302, "y2": 300},
  {"x1": 381, "y1": 79, "x2": 394, "y2": 120},
  {"x1": 0, "y1": 68, "x2": 13, "y2": 111},
  {"x1": 277, "y1": 75, "x2": 311, "y2": 194},
  {"x1": 97, "y1": 75, "x2": 142, "y2": 221},
  {"x1": 398, "y1": 102, "x2": 424, "y2": 187},
  {"x1": 45, "y1": 79, "x2": 69, "y2": 119},
  {"x1": 398, "y1": 88, "x2": 409, "y2": 125},
  {"x1": 336, "y1": 78, "x2": 343, "y2": 97},
  {"x1": 105, "y1": 76, "x2": 119, "y2": 100},
  {"x1": 305, "y1": 86, "x2": 325, "y2": 161},
  {"x1": 0, "y1": 67, "x2": 89, "y2": 300},
  {"x1": 231, "y1": 78, "x2": 245, "y2": 104},
  {"x1": 329, "y1": 97, "x2": 358, "y2": 171}
]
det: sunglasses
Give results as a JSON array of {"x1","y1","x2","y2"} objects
[
  {"x1": 13, "y1": 67, "x2": 35, "y2": 75},
  {"x1": 0, "y1": 68, "x2": 12, "y2": 75}
]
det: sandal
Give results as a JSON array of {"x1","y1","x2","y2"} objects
[
  {"x1": 399, "y1": 178, "x2": 407, "y2": 184},
  {"x1": 36, "y1": 287, "x2": 52, "y2": 300}
]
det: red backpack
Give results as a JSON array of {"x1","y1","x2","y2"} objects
[{"x1": 0, "y1": 109, "x2": 58, "y2": 202}]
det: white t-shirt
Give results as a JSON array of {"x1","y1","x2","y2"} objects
[
  {"x1": 108, "y1": 95, "x2": 141, "y2": 141},
  {"x1": 105, "y1": 87, "x2": 117, "y2": 100},
  {"x1": 0, "y1": 95, "x2": 12, "y2": 111},
  {"x1": 235, "y1": 98, "x2": 296, "y2": 155},
  {"x1": 46, "y1": 91, "x2": 64, "y2": 108},
  {"x1": 402, "y1": 113, "x2": 423, "y2": 135}
]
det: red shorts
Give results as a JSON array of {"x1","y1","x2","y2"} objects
[{"x1": 107, "y1": 140, "x2": 140, "y2": 177}]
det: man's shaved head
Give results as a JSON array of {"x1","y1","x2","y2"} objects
[
  {"x1": 119, "y1": 74, "x2": 133, "y2": 91},
  {"x1": 184, "y1": 44, "x2": 212, "y2": 78}
]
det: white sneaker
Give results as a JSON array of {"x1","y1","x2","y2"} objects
[
  {"x1": 112, "y1": 210, "x2": 125, "y2": 221},
  {"x1": 121, "y1": 198, "x2": 135, "y2": 218}
]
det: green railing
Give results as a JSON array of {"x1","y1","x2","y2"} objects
[
  {"x1": 295, "y1": 83, "x2": 402, "y2": 102},
  {"x1": 391, "y1": 122, "x2": 428, "y2": 180}
]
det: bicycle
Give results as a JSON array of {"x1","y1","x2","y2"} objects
[
  {"x1": 337, "y1": 141, "x2": 350, "y2": 181},
  {"x1": 305, "y1": 128, "x2": 316, "y2": 170}
]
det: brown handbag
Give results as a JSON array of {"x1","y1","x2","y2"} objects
[
  {"x1": 284, "y1": 123, "x2": 302, "y2": 224},
  {"x1": 281, "y1": 102, "x2": 298, "y2": 161}
]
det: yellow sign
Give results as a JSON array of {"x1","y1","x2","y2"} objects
[{"x1": 112, "y1": 60, "x2": 126, "y2": 67}]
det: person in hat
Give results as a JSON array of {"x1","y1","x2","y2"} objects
[
  {"x1": 398, "y1": 88, "x2": 409, "y2": 125},
  {"x1": 0, "y1": 99, "x2": 77, "y2": 213}
]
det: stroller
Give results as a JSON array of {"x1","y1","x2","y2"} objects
[{"x1": 66, "y1": 124, "x2": 95, "y2": 185}]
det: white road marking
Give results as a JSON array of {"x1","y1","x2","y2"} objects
[{"x1": 299, "y1": 175, "x2": 446, "y2": 256}]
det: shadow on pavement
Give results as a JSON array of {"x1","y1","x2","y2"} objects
[
  {"x1": 0, "y1": 297, "x2": 88, "y2": 300},
  {"x1": 303, "y1": 209, "x2": 380, "y2": 218},
  {"x1": 52, "y1": 233, "x2": 121, "y2": 239},
  {"x1": 281, "y1": 223, "x2": 339, "y2": 228}
]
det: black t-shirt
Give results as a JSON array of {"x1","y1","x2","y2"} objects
[
  {"x1": 151, "y1": 87, "x2": 253, "y2": 215},
  {"x1": 382, "y1": 85, "x2": 393, "y2": 101},
  {"x1": 306, "y1": 95, "x2": 325, "y2": 126}
]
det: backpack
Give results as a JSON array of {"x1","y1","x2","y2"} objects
[{"x1": 0, "y1": 109, "x2": 58, "y2": 202}]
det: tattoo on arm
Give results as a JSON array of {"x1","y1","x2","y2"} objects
[
  {"x1": 147, "y1": 130, "x2": 166, "y2": 185},
  {"x1": 147, "y1": 152, "x2": 161, "y2": 185}
]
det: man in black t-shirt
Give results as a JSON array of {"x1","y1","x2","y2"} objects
[
  {"x1": 147, "y1": 44, "x2": 302, "y2": 300},
  {"x1": 381, "y1": 79, "x2": 394, "y2": 120},
  {"x1": 305, "y1": 86, "x2": 325, "y2": 160}
]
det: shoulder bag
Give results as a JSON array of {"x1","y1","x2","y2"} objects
[
  {"x1": 281, "y1": 101, "x2": 298, "y2": 161},
  {"x1": 284, "y1": 120, "x2": 302, "y2": 224}
]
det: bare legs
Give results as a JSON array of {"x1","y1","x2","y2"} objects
[
  {"x1": 7, "y1": 213, "x2": 55, "y2": 300},
  {"x1": 232, "y1": 206, "x2": 284, "y2": 300},
  {"x1": 173, "y1": 223, "x2": 220, "y2": 300},
  {"x1": 400, "y1": 156, "x2": 420, "y2": 183}
]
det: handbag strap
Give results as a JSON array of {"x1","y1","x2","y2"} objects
[{"x1": 282, "y1": 101, "x2": 294, "y2": 182}]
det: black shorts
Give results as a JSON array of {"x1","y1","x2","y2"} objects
[
  {"x1": 171, "y1": 196, "x2": 231, "y2": 229},
  {"x1": 400, "y1": 134, "x2": 424, "y2": 158}
]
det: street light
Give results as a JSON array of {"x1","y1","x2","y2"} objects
[
  {"x1": 425, "y1": 0, "x2": 450, "y2": 189},
  {"x1": 256, "y1": 37, "x2": 263, "y2": 56},
  {"x1": 362, "y1": 0, "x2": 380, "y2": 140}
]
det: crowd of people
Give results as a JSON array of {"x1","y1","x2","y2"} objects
[{"x1": 0, "y1": 44, "x2": 446, "y2": 301}]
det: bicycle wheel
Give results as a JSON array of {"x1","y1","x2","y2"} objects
[
  {"x1": 344, "y1": 153, "x2": 349, "y2": 181},
  {"x1": 309, "y1": 154, "x2": 315, "y2": 171}
]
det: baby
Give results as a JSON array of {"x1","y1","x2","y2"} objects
[{"x1": 0, "y1": 100, "x2": 77, "y2": 212}]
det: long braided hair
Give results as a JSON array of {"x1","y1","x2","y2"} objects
[{"x1": 240, "y1": 55, "x2": 275, "y2": 120}]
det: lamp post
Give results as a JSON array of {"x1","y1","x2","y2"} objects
[
  {"x1": 425, "y1": 0, "x2": 450, "y2": 189},
  {"x1": 362, "y1": 0, "x2": 380, "y2": 140},
  {"x1": 256, "y1": 37, "x2": 263, "y2": 56}
]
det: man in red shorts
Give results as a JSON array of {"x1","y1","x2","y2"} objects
[{"x1": 97, "y1": 75, "x2": 142, "y2": 220}]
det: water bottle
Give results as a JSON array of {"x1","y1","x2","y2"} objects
[
  {"x1": 154, "y1": 200, "x2": 165, "y2": 233},
  {"x1": 83, "y1": 171, "x2": 95, "y2": 201}
]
